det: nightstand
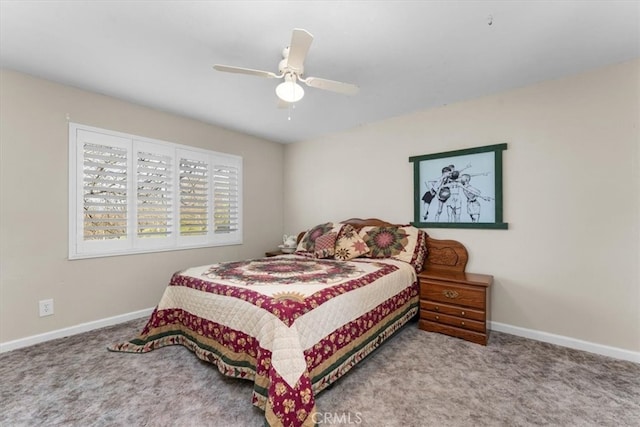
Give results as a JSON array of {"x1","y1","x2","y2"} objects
[{"x1": 418, "y1": 270, "x2": 492, "y2": 345}]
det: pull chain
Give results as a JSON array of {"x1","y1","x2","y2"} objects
[{"x1": 287, "y1": 103, "x2": 295, "y2": 121}]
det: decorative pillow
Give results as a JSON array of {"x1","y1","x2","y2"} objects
[
  {"x1": 359, "y1": 226, "x2": 408, "y2": 258},
  {"x1": 314, "y1": 232, "x2": 337, "y2": 259},
  {"x1": 334, "y1": 224, "x2": 370, "y2": 260},
  {"x1": 409, "y1": 228, "x2": 429, "y2": 272},
  {"x1": 359, "y1": 225, "x2": 428, "y2": 272},
  {"x1": 296, "y1": 222, "x2": 343, "y2": 253},
  {"x1": 296, "y1": 222, "x2": 333, "y2": 252}
]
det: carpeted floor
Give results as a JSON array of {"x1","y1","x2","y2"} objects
[{"x1": 1, "y1": 317, "x2": 639, "y2": 426}]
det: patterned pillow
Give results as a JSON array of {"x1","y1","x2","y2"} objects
[
  {"x1": 296, "y1": 222, "x2": 342, "y2": 253},
  {"x1": 410, "y1": 228, "x2": 429, "y2": 272},
  {"x1": 314, "y1": 232, "x2": 337, "y2": 259},
  {"x1": 400, "y1": 226, "x2": 428, "y2": 272},
  {"x1": 296, "y1": 222, "x2": 333, "y2": 252},
  {"x1": 334, "y1": 224, "x2": 370, "y2": 260},
  {"x1": 358, "y1": 225, "x2": 428, "y2": 272},
  {"x1": 359, "y1": 226, "x2": 407, "y2": 258}
]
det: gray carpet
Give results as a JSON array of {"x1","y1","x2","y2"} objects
[{"x1": 1, "y1": 317, "x2": 639, "y2": 426}]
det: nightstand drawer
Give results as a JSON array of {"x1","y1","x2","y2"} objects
[
  {"x1": 419, "y1": 300, "x2": 485, "y2": 321},
  {"x1": 420, "y1": 310, "x2": 485, "y2": 333},
  {"x1": 419, "y1": 319, "x2": 487, "y2": 345},
  {"x1": 420, "y1": 280, "x2": 485, "y2": 309}
]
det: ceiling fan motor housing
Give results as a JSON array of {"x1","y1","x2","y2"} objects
[{"x1": 279, "y1": 49, "x2": 303, "y2": 76}]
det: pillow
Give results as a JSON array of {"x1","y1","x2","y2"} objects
[
  {"x1": 358, "y1": 225, "x2": 428, "y2": 272},
  {"x1": 405, "y1": 226, "x2": 428, "y2": 273},
  {"x1": 296, "y1": 222, "x2": 332, "y2": 252},
  {"x1": 314, "y1": 232, "x2": 337, "y2": 259},
  {"x1": 296, "y1": 222, "x2": 342, "y2": 253},
  {"x1": 359, "y1": 226, "x2": 407, "y2": 258},
  {"x1": 334, "y1": 224, "x2": 370, "y2": 260}
]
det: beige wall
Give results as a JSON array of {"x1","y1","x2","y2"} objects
[
  {"x1": 284, "y1": 60, "x2": 640, "y2": 353},
  {"x1": 0, "y1": 69, "x2": 284, "y2": 343},
  {"x1": 2, "y1": 61, "x2": 638, "y2": 355}
]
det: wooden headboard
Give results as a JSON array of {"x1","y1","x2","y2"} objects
[{"x1": 298, "y1": 218, "x2": 469, "y2": 274}]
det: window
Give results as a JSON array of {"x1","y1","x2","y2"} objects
[{"x1": 69, "y1": 123, "x2": 242, "y2": 259}]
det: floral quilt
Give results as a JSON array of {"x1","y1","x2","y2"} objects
[{"x1": 109, "y1": 254, "x2": 418, "y2": 427}]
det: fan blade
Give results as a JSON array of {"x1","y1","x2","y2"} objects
[
  {"x1": 304, "y1": 77, "x2": 359, "y2": 95},
  {"x1": 286, "y1": 29, "x2": 313, "y2": 73},
  {"x1": 213, "y1": 64, "x2": 278, "y2": 79}
]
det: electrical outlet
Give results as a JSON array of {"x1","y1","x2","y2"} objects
[{"x1": 39, "y1": 299, "x2": 54, "y2": 317}]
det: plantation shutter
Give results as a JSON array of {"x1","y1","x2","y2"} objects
[
  {"x1": 135, "y1": 141, "x2": 174, "y2": 247},
  {"x1": 83, "y1": 143, "x2": 128, "y2": 239},
  {"x1": 74, "y1": 129, "x2": 132, "y2": 255},
  {"x1": 213, "y1": 154, "x2": 242, "y2": 244},
  {"x1": 177, "y1": 149, "x2": 210, "y2": 245},
  {"x1": 70, "y1": 123, "x2": 243, "y2": 259}
]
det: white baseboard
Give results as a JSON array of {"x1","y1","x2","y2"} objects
[
  {"x1": 490, "y1": 321, "x2": 640, "y2": 364},
  {"x1": 2, "y1": 311, "x2": 638, "y2": 364},
  {"x1": 0, "y1": 308, "x2": 154, "y2": 354}
]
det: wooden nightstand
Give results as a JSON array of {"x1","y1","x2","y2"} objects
[{"x1": 418, "y1": 270, "x2": 492, "y2": 345}]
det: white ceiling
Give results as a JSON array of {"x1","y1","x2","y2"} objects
[{"x1": 1, "y1": 1, "x2": 638, "y2": 144}]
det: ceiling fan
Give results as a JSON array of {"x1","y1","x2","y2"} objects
[{"x1": 213, "y1": 28, "x2": 359, "y2": 105}]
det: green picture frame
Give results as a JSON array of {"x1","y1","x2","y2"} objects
[{"x1": 409, "y1": 143, "x2": 508, "y2": 229}]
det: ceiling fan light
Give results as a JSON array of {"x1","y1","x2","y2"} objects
[{"x1": 276, "y1": 80, "x2": 304, "y2": 103}]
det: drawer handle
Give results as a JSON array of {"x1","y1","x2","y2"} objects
[
  {"x1": 434, "y1": 306, "x2": 439, "y2": 311},
  {"x1": 461, "y1": 311, "x2": 465, "y2": 316},
  {"x1": 435, "y1": 315, "x2": 440, "y2": 320},
  {"x1": 461, "y1": 321, "x2": 465, "y2": 326},
  {"x1": 442, "y1": 289, "x2": 459, "y2": 299}
]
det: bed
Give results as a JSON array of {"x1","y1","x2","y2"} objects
[{"x1": 108, "y1": 218, "x2": 468, "y2": 427}]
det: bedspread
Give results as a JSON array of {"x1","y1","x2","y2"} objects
[{"x1": 109, "y1": 255, "x2": 419, "y2": 427}]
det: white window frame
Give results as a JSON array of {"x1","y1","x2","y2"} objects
[{"x1": 69, "y1": 123, "x2": 243, "y2": 259}]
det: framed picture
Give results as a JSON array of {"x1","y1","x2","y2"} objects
[{"x1": 409, "y1": 143, "x2": 508, "y2": 229}]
